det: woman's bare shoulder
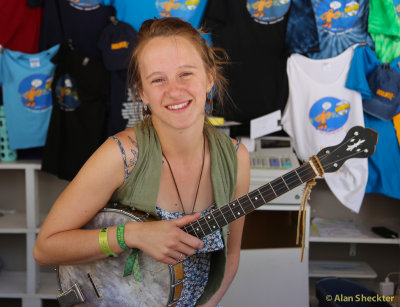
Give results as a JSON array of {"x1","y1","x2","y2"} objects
[{"x1": 111, "y1": 127, "x2": 139, "y2": 174}]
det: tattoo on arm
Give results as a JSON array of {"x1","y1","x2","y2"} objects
[{"x1": 128, "y1": 136, "x2": 139, "y2": 168}]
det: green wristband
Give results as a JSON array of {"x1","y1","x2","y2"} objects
[
  {"x1": 99, "y1": 227, "x2": 117, "y2": 257},
  {"x1": 117, "y1": 223, "x2": 130, "y2": 251}
]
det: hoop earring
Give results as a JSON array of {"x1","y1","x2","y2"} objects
[{"x1": 142, "y1": 103, "x2": 152, "y2": 118}]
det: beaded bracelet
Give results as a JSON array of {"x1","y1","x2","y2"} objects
[
  {"x1": 117, "y1": 223, "x2": 130, "y2": 251},
  {"x1": 99, "y1": 227, "x2": 117, "y2": 257}
]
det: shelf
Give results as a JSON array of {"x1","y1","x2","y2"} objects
[
  {"x1": 37, "y1": 272, "x2": 58, "y2": 299},
  {"x1": 258, "y1": 204, "x2": 302, "y2": 211},
  {"x1": 0, "y1": 160, "x2": 41, "y2": 170},
  {"x1": 0, "y1": 212, "x2": 27, "y2": 233},
  {"x1": 309, "y1": 260, "x2": 377, "y2": 279},
  {"x1": 0, "y1": 271, "x2": 26, "y2": 298},
  {"x1": 309, "y1": 219, "x2": 400, "y2": 245}
]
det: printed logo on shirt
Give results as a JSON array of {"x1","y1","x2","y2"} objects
[
  {"x1": 316, "y1": 0, "x2": 360, "y2": 33},
  {"x1": 18, "y1": 75, "x2": 53, "y2": 112},
  {"x1": 55, "y1": 74, "x2": 81, "y2": 111},
  {"x1": 393, "y1": 0, "x2": 400, "y2": 18},
  {"x1": 122, "y1": 88, "x2": 142, "y2": 128},
  {"x1": 246, "y1": 0, "x2": 290, "y2": 24},
  {"x1": 67, "y1": 0, "x2": 100, "y2": 11},
  {"x1": 111, "y1": 41, "x2": 129, "y2": 50},
  {"x1": 309, "y1": 97, "x2": 350, "y2": 133},
  {"x1": 156, "y1": 0, "x2": 199, "y2": 20}
]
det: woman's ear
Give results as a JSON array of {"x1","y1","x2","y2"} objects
[
  {"x1": 138, "y1": 86, "x2": 148, "y2": 105},
  {"x1": 206, "y1": 70, "x2": 215, "y2": 94}
]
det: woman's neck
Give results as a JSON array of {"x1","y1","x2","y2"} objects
[{"x1": 153, "y1": 120, "x2": 205, "y2": 160}]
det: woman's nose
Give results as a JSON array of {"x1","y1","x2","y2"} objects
[{"x1": 166, "y1": 80, "x2": 183, "y2": 97}]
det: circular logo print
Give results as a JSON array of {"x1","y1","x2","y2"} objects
[
  {"x1": 309, "y1": 97, "x2": 350, "y2": 133},
  {"x1": 67, "y1": 0, "x2": 100, "y2": 11},
  {"x1": 316, "y1": 0, "x2": 360, "y2": 33},
  {"x1": 393, "y1": 0, "x2": 400, "y2": 18},
  {"x1": 18, "y1": 74, "x2": 53, "y2": 112},
  {"x1": 156, "y1": 0, "x2": 199, "y2": 20},
  {"x1": 56, "y1": 74, "x2": 81, "y2": 111},
  {"x1": 246, "y1": 0, "x2": 290, "y2": 24}
]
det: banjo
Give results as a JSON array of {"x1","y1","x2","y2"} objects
[{"x1": 57, "y1": 126, "x2": 378, "y2": 307}]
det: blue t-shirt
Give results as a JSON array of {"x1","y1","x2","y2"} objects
[
  {"x1": 346, "y1": 45, "x2": 400, "y2": 200},
  {"x1": 285, "y1": 0, "x2": 320, "y2": 55},
  {"x1": 308, "y1": 0, "x2": 374, "y2": 59},
  {"x1": 98, "y1": 0, "x2": 208, "y2": 31},
  {"x1": 0, "y1": 45, "x2": 59, "y2": 150}
]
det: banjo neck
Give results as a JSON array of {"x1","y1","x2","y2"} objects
[{"x1": 182, "y1": 161, "x2": 318, "y2": 239}]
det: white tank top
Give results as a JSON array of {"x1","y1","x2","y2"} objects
[{"x1": 281, "y1": 45, "x2": 367, "y2": 213}]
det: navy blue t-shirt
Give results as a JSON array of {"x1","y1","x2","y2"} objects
[{"x1": 38, "y1": 0, "x2": 115, "y2": 60}]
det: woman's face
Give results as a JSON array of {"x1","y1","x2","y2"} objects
[{"x1": 138, "y1": 35, "x2": 213, "y2": 131}]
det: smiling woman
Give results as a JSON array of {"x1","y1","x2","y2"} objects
[{"x1": 34, "y1": 17, "x2": 250, "y2": 307}]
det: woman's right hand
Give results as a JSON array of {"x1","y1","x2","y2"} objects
[{"x1": 125, "y1": 212, "x2": 204, "y2": 265}]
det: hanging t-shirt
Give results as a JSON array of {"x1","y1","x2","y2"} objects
[
  {"x1": 38, "y1": 0, "x2": 115, "y2": 60},
  {"x1": 203, "y1": 0, "x2": 290, "y2": 137},
  {"x1": 281, "y1": 45, "x2": 367, "y2": 213},
  {"x1": 98, "y1": 0, "x2": 208, "y2": 31},
  {"x1": 41, "y1": 44, "x2": 108, "y2": 181},
  {"x1": 307, "y1": 0, "x2": 373, "y2": 59},
  {"x1": 285, "y1": 0, "x2": 320, "y2": 55},
  {"x1": 0, "y1": 1, "x2": 43, "y2": 53},
  {"x1": 97, "y1": 20, "x2": 142, "y2": 136},
  {"x1": 368, "y1": 0, "x2": 400, "y2": 63},
  {"x1": 0, "y1": 45, "x2": 59, "y2": 150},
  {"x1": 345, "y1": 45, "x2": 400, "y2": 200}
]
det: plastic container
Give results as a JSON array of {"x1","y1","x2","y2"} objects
[{"x1": 0, "y1": 105, "x2": 17, "y2": 162}]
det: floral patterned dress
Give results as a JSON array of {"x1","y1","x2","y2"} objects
[{"x1": 156, "y1": 205, "x2": 224, "y2": 307}]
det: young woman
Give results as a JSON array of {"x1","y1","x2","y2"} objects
[{"x1": 34, "y1": 17, "x2": 250, "y2": 306}]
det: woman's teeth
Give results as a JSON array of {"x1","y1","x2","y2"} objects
[{"x1": 167, "y1": 101, "x2": 189, "y2": 110}]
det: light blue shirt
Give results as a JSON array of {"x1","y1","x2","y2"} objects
[
  {"x1": 0, "y1": 45, "x2": 59, "y2": 150},
  {"x1": 98, "y1": 0, "x2": 208, "y2": 31}
]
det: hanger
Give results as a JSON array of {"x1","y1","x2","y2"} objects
[{"x1": 110, "y1": 16, "x2": 118, "y2": 26}]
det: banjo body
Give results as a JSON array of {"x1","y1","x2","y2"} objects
[{"x1": 57, "y1": 205, "x2": 184, "y2": 307}]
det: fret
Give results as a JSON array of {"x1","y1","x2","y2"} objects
[
  {"x1": 258, "y1": 187, "x2": 267, "y2": 204},
  {"x1": 270, "y1": 178, "x2": 288, "y2": 196},
  {"x1": 232, "y1": 199, "x2": 245, "y2": 218},
  {"x1": 204, "y1": 213, "x2": 220, "y2": 233},
  {"x1": 186, "y1": 223, "x2": 198, "y2": 238},
  {"x1": 221, "y1": 205, "x2": 237, "y2": 224},
  {"x1": 247, "y1": 189, "x2": 266, "y2": 210},
  {"x1": 281, "y1": 176, "x2": 290, "y2": 190},
  {"x1": 269, "y1": 182, "x2": 277, "y2": 197},
  {"x1": 216, "y1": 208, "x2": 229, "y2": 225},
  {"x1": 201, "y1": 216, "x2": 213, "y2": 235},
  {"x1": 294, "y1": 169, "x2": 303, "y2": 183},
  {"x1": 193, "y1": 220, "x2": 205, "y2": 237},
  {"x1": 282, "y1": 172, "x2": 300, "y2": 190}
]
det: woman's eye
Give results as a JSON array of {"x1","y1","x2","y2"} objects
[
  {"x1": 151, "y1": 78, "x2": 164, "y2": 84},
  {"x1": 180, "y1": 72, "x2": 192, "y2": 78}
]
